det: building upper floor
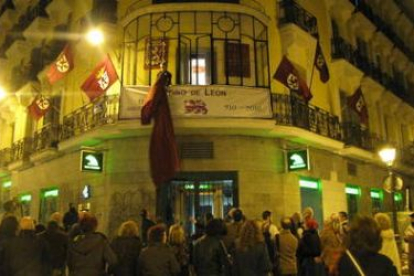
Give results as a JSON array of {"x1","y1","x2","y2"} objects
[{"x1": 0, "y1": 0, "x2": 413, "y2": 173}]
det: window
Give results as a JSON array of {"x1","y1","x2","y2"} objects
[
  {"x1": 394, "y1": 192, "x2": 403, "y2": 211},
  {"x1": 345, "y1": 184, "x2": 361, "y2": 219},
  {"x1": 370, "y1": 189, "x2": 383, "y2": 213},
  {"x1": 122, "y1": 11, "x2": 269, "y2": 87}
]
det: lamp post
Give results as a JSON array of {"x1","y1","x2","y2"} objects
[
  {"x1": 0, "y1": 86, "x2": 7, "y2": 101},
  {"x1": 378, "y1": 146, "x2": 402, "y2": 238}
]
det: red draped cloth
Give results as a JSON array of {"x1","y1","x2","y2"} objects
[{"x1": 141, "y1": 71, "x2": 179, "y2": 186}]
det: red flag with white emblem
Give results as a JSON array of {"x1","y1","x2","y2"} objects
[
  {"x1": 314, "y1": 42, "x2": 330, "y2": 83},
  {"x1": 273, "y1": 56, "x2": 312, "y2": 102},
  {"x1": 47, "y1": 44, "x2": 74, "y2": 84},
  {"x1": 81, "y1": 55, "x2": 118, "y2": 101},
  {"x1": 28, "y1": 95, "x2": 51, "y2": 120},
  {"x1": 348, "y1": 87, "x2": 368, "y2": 125}
]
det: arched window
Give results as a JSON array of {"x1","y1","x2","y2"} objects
[{"x1": 122, "y1": 11, "x2": 269, "y2": 88}]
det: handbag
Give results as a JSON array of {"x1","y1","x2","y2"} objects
[{"x1": 345, "y1": 250, "x2": 366, "y2": 276}]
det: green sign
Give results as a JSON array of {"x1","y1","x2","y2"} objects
[
  {"x1": 287, "y1": 149, "x2": 309, "y2": 172},
  {"x1": 81, "y1": 150, "x2": 104, "y2": 172},
  {"x1": 20, "y1": 194, "x2": 32, "y2": 202}
]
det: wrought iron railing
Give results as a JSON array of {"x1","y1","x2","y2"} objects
[
  {"x1": 32, "y1": 124, "x2": 60, "y2": 153},
  {"x1": 331, "y1": 36, "x2": 414, "y2": 107},
  {"x1": 279, "y1": 0, "x2": 318, "y2": 37},
  {"x1": 61, "y1": 95, "x2": 119, "y2": 141},
  {"x1": 342, "y1": 122, "x2": 382, "y2": 151},
  {"x1": 401, "y1": 143, "x2": 414, "y2": 168},
  {"x1": 10, "y1": 137, "x2": 33, "y2": 163},
  {"x1": 272, "y1": 94, "x2": 342, "y2": 140},
  {"x1": 0, "y1": 148, "x2": 11, "y2": 168}
]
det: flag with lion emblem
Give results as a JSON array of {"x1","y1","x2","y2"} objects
[
  {"x1": 28, "y1": 95, "x2": 51, "y2": 120},
  {"x1": 47, "y1": 44, "x2": 74, "y2": 84},
  {"x1": 273, "y1": 56, "x2": 312, "y2": 102},
  {"x1": 81, "y1": 55, "x2": 118, "y2": 101}
]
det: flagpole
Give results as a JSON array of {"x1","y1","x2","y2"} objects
[{"x1": 308, "y1": 39, "x2": 319, "y2": 93}]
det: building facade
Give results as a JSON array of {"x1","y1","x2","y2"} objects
[{"x1": 0, "y1": 0, "x2": 413, "y2": 235}]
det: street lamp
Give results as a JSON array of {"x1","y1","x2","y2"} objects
[
  {"x1": 378, "y1": 145, "x2": 402, "y2": 239},
  {"x1": 86, "y1": 28, "x2": 104, "y2": 45},
  {"x1": 0, "y1": 86, "x2": 7, "y2": 101}
]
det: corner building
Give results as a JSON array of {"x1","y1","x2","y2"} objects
[{"x1": 0, "y1": 0, "x2": 413, "y2": 234}]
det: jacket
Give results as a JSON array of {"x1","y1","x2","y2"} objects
[
  {"x1": 38, "y1": 227, "x2": 68, "y2": 270},
  {"x1": 193, "y1": 236, "x2": 229, "y2": 276},
  {"x1": 380, "y1": 229, "x2": 401, "y2": 276},
  {"x1": 278, "y1": 229, "x2": 299, "y2": 275},
  {"x1": 3, "y1": 230, "x2": 49, "y2": 276},
  {"x1": 68, "y1": 232, "x2": 117, "y2": 276},
  {"x1": 138, "y1": 243, "x2": 180, "y2": 276},
  {"x1": 110, "y1": 236, "x2": 142, "y2": 276},
  {"x1": 337, "y1": 250, "x2": 398, "y2": 276},
  {"x1": 233, "y1": 242, "x2": 272, "y2": 276}
]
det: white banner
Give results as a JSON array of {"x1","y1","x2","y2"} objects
[{"x1": 119, "y1": 85, "x2": 272, "y2": 119}]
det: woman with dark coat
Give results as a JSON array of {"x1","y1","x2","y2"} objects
[
  {"x1": 67, "y1": 213, "x2": 117, "y2": 276},
  {"x1": 2, "y1": 216, "x2": 49, "y2": 276},
  {"x1": 0, "y1": 216, "x2": 19, "y2": 276},
  {"x1": 110, "y1": 220, "x2": 142, "y2": 276},
  {"x1": 337, "y1": 215, "x2": 398, "y2": 276},
  {"x1": 138, "y1": 224, "x2": 180, "y2": 276},
  {"x1": 296, "y1": 219, "x2": 323, "y2": 276},
  {"x1": 193, "y1": 219, "x2": 230, "y2": 276},
  {"x1": 168, "y1": 224, "x2": 190, "y2": 276},
  {"x1": 233, "y1": 220, "x2": 272, "y2": 276}
]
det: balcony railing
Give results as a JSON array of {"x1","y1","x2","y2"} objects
[
  {"x1": 342, "y1": 122, "x2": 384, "y2": 151},
  {"x1": 279, "y1": 0, "x2": 318, "y2": 37},
  {"x1": 32, "y1": 124, "x2": 60, "y2": 153},
  {"x1": 0, "y1": 148, "x2": 11, "y2": 168},
  {"x1": 331, "y1": 36, "x2": 414, "y2": 107},
  {"x1": 61, "y1": 95, "x2": 119, "y2": 141},
  {"x1": 349, "y1": 0, "x2": 414, "y2": 64},
  {"x1": 272, "y1": 94, "x2": 342, "y2": 140},
  {"x1": 10, "y1": 138, "x2": 33, "y2": 163}
]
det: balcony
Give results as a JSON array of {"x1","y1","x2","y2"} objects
[
  {"x1": 9, "y1": 137, "x2": 32, "y2": 164},
  {"x1": 272, "y1": 94, "x2": 342, "y2": 141},
  {"x1": 342, "y1": 122, "x2": 384, "y2": 151},
  {"x1": 279, "y1": 0, "x2": 318, "y2": 37},
  {"x1": 32, "y1": 124, "x2": 60, "y2": 153},
  {"x1": 0, "y1": 148, "x2": 11, "y2": 168},
  {"x1": 61, "y1": 95, "x2": 119, "y2": 141}
]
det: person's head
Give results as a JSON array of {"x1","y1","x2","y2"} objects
[
  {"x1": 339, "y1": 211, "x2": 348, "y2": 222},
  {"x1": 169, "y1": 224, "x2": 186, "y2": 245},
  {"x1": 291, "y1": 212, "x2": 302, "y2": 224},
  {"x1": 79, "y1": 213, "x2": 98, "y2": 233},
  {"x1": 46, "y1": 220, "x2": 60, "y2": 231},
  {"x1": 117, "y1": 220, "x2": 139, "y2": 237},
  {"x1": 204, "y1": 213, "x2": 214, "y2": 224},
  {"x1": 160, "y1": 61, "x2": 167, "y2": 71},
  {"x1": 50, "y1": 212, "x2": 62, "y2": 224},
  {"x1": 281, "y1": 217, "x2": 292, "y2": 230},
  {"x1": 346, "y1": 215, "x2": 382, "y2": 253},
  {"x1": 20, "y1": 217, "x2": 35, "y2": 231},
  {"x1": 148, "y1": 224, "x2": 167, "y2": 244},
  {"x1": 0, "y1": 215, "x2": 19, "y2": 237},
  {"x1": 305, "y1": 219, "x2": 318, "y2": 231},
  {"x1": 302, "y1": 207, "x2": 314, "y2": 221},
  {"x1": 374, "y1": 213, "x2": 391, "y2": 231},
  {"x1": 238, "y1": 220, "x2": 263, "y2": 250},
  {"x1": 232, "y1": 209, "x2": 244, "y2": 223},
  {"x1": 262, "y1": 210, "x2": 272, "y2": 221},
  {"x1": 140, "y1": 209, "x2": 148, "y2": 219},
  {"x1": 205, "y1": 218, "x2": 227, "y2": 237}
]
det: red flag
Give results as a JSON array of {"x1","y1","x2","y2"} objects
[
  {"x1": 81, "y1": 55, "x2": 118, "y2": 101},
  {"x1": 28, "y1": 95, "x2": 51, "y2": 120},
  {"x1": 348, "y1": 87, "x2": 368, "y2": 125},
  {"x1": 314, "y1": 42, "x2": 329, "y2": 83},
  {"x1": 47, "y1": 44, "x2": 74, "y2": 84},
  {"x1": 273, "y1": 56, "x2": 312, "y2": 102},
  {"x1": 141, "y1": 70, "x2": 179, "y2": 186}
]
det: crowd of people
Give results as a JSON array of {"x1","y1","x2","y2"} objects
[{"x1": 0, "y1": 204, "x2": 410, "y2": 276}]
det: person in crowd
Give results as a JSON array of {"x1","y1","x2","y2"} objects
[
  {"x1": 405, "y1": 212, "x2": 414, "y2": 276},
  {"x1": 374, "y1": 213, "x2": 401, "y2": 275},
  {"x1": 63, "y1": 203, "x2": 79, "y2": 232},
  {"x1": 338, "y1": 211, "x2": 349, "y2": 243},
  {"x1": 277, "y1": 217, "x2": 298, "y2": 276},
  {"x1": 223, "y1": 208, "x2": 244, "y2": 254},
  {"x1": 233, "y1": 219, "x2": 272, "y2": 276},
  {"x1": 110, "y1": 220, "x2": 142, "y2": 276},
  {"x1": 193, "y1": 218, "x2": 230, "y2": 276},
  {"x1": 67, "y1": 212, "x2": 117, "y2": 276},
  {"x1": 169, "y1": 224, "x2": 190, "y2": 276},
  {"x1": 0, "y1": 215, "x2": 19, "y2": 275},
  {"x1": 262, "y1": 210, "x2": 279, "y2": 267},
  {"x1": 2, "y1": 216, "x2": 49, "y2": 276},
  {"x1": 320, "y1": 219, "x2": 343, "y2": 276},
  {"x1": 296, "y1": 219, "x2": 323, "y2": 276},
  {"x1": 290, "y1": 212, "x2": 304, "y2": 240},
  {"x1": 50, "y1": 212, "x2": 65, "y2": 230},
  {"x1": 337, "y1": 215, "x2": 398, "y2": 275},
  {"x1": 204, "y1": 213, "x2": 214, "y2": 227},
  {"x1": 35, "y1": 223, "x2": 46, "y2": 234},
  {"x1": 140, "y1": 209, "x2": 155, "y2": 246},
  {"x1": 302, "y1": 207, "x2": 314, "y2": 226},
  {"x1": 38, "y1": 220, "x2": 68, "y2": 276},
  {"x1": 138, "y1": 224, "x2": 180, "y2": 276}
]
